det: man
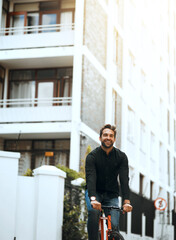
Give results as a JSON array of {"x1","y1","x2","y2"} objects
[{"x1": 85, "y1": 124, "x2": 132, "y2": 240}]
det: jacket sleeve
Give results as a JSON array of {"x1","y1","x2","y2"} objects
[
  {"x1": 119, "y1": 153, "x2": 130, "y2": 201},
  {"x1": 85, "y1": 153, "x2": 97, "y2": 198}
]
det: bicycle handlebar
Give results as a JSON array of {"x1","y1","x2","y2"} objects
[{"x1": 101, "y1": 205, "x2": 123, "y2": 211}]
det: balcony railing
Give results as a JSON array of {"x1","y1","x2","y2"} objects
[
  {"x1": 0, "y1": 97, "x2": 72, "y2": 107},
  {"x1": 0, "y1": 23, "x2": 75, "y2": 36}
]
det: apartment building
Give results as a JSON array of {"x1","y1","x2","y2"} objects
[{"x1": 0, "y1": 0, "x2": 176, "y2": 239}]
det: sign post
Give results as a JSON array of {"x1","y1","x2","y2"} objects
[{"x1": 154, "y1": 197, "x2": 167, "y2": 240}]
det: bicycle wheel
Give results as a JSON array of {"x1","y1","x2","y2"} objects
[{"x1": 108, "y1": 231, "x2": 125, "y2": 240}]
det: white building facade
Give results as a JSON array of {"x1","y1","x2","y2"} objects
[{"x1": 0, "y1": 0, "x2": 176, "y2": 239}]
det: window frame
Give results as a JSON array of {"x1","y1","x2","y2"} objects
[{"x1": 8, "y1": 67, "x2": 73, "y2": 106}]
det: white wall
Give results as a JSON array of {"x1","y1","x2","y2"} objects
[
  {"x1": 0, "y1": 106, "x2": 72, "y2": 123},
  {"x1": 0, "y1": 150, "x2": 66, "y2": 240},
  {"x1": 0, "y1": 31, "x2": 74, "y2": 50},
  {"x1": 0, "y1": 151, "x2": 19, "y2": 240}
]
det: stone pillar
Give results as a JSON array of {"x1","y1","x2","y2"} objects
[
  {"x1": 33, "y1": 165, "x2": 66, "y2": 240},
  {"x1": 0, "y1": 150, "x2": 20, "y2": 240}
]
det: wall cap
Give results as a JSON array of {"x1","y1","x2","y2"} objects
[
  {"x1": 33, "y1": 165, "x2": 66, "y2": 178},
  {"x1": 71, "y1": 178, "x2": 85, "y2": 186},
  {"x1": 0, "y1": 150, "x2": 20, "y2": 159}
]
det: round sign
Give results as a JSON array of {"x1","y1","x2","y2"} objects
[{"x1": 154, "y1": 197, "x2": 167, "y2": 211}]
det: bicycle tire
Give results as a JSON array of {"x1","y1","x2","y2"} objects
[{"x1": 108, "y1": 231, "x2": 125, "y2": 240}]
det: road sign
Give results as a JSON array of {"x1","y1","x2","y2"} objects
[{"x1": 154, "y1": 197, "x2": 167, "y2": 211}]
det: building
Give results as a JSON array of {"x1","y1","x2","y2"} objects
[{"x1": 0, "y1": 0, "x2": 176, "y2": 239}]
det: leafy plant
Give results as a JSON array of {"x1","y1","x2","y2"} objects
[
  {"x1": 56, "y1": 164, "x2": 83, "y2": 180},
  {"x1": 62, "y1": 192, "x2": 88, "y2": 240},
  {"x1": 23, "y1": 168, "x2": 33, "y2": 176}
]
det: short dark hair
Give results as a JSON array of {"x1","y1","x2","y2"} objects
[{"x1": 100, "y1": 124, "x2": 116, "y2": 138}]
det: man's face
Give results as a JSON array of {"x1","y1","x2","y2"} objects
[{"x1": 99, "y1": 128, "x2": 116, "y2": 148}]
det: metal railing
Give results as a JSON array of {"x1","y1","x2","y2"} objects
[
  {"x1": 0, "y1": 97, "x2": 72, "y2": 107},
  {"x1": 0, "y1": 23, "x2": 75, "y2": 36}
]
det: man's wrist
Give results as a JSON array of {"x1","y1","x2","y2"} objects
[
  {"x1": 90, "y1": 196, "x2": 96, "y2": 201},
  {"x1": 123, "y1": 199, "x2": 131, "y2": 205}
]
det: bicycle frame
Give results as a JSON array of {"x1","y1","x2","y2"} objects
[
  {"x1": 99, "y1": 214, "x2": 113, "y2": 240},
  {"x1": 99, "y1": 205, "x2": 124, "y2": 240}
]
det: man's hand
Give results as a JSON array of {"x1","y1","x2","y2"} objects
[
  {"x1": 123, "y1": 203, "x2": 133, "y2": 212},
  {"x1": 91, "y1": 200, "x2": 102, "y2": 211}
]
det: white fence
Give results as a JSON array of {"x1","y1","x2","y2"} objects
[
  {"x1": 0, "y1": 23, "x2": 75, "y2": 36},
  {"x1": 0, "y1": 151, "x2": 66, "y2": 240},
  {"x1": 0, "y1": 97, "x2": 72, "y2": 107}
]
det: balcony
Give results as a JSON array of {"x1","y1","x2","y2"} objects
[
  {"x1": 0, "y1": 23, "x2": 75, "y2": 50},
  {"x1": 0, "y1": 97, "x2": 72, "y2": 123}
]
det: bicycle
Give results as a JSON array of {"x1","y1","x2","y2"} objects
[{"x1": 99, "y1": 205, "x2": 125, "y2": 240}]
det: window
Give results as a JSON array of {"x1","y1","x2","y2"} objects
[
  {"x1": 150, "y1": 132, "x2": 156, "y2": 161},
  {"x1": 127, "y1": 106, "x2": 135, "y2": 143},
  {"x1": 4, "y1": 139, "x2": 70, "y2": 175},
  {"x1": 113, "y1": 30, "x2": 118, "y2": 64},
  {"x1": 9, "y1": 67, "x2": 72, "y2": 107},
  {"x1": 112, "y1": 90, "x2": 122, "y2": 146},
  {"x1": 140, "y1": 121, "x2": 146, "y2": 153},
  {"x1": 159, "y1": 99, "x2": 164, "y2": 135},
  {"x1": 150, "y1": 132, "x2": 156, "y2": 176},
  {"x1": 159, "y1": 142, "x2": 164, "y2": 181},
  {"x1": 128, "y1": 52, "x2": 136, "y2": 86},
  {"x1": 113, "y1": 29, "x2": 123, "y2": 87},
  {"x1": 167, "y1": 110, "x2": 170, "y2": 144},
  {"x1": 167, "y1": 151, "x2": 170, "y2": 186},
  {"x1": 167, "y1": 192, "x2": 170, "y2": 224},
  {"x1": 112, "y1": 90, "x2": 117, "y2": 126},
  {"x1": 174, "y1": 84, "x2": 176, "y2": 113},
  {"x1": 150, "y1": 181, "x2": 154, "y2": 200},
  {"x1": 0, "y1": 66, "x2": 5, "y2": 101},
  {"x1": 167, "y1": 73, "x2": 170, "y2": 103},
  {"x1": 6, "y1": 1, "x2": 75, "y2": 34},
  {"x1": 174, "y1": 158, "x2": 176, "y2": 192},
  {"x1": 2, "y1": 0, "x2": 9, "y2": 30},
  {"x1": 175, "y1": 120, "x2": 176, "y2": 151},
  {"x1": 139, "y1": 173, "x2": 144, "y2": 195},
  {"x1": 140, "y1": 70, "x2": 147, "y2": 103}
]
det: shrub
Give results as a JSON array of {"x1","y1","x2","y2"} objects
[{"x1": 62, "y1": 191, "x2": 88, "y2": 240}]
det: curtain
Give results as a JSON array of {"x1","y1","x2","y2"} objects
[
  {"x1": 60, "y1": 11, "x2": 72, "y2": 31},
  {"x1": 62, "y1": 79, "x2": 70, "y2": 105},
  {"x1": 11, "y1": 15, "x2": 25, "y2": 35},
  {"x1": 37, "y1": 82, "x2": 54, "y2": 106},
  {"x1": 10, "y1": 81, "x2": 35, "y2": 107},
  {"x1": 27, "y1": 13, "x2": 39, "y2": 34},
  {"x1": 42, "y1": 13, "x2": 57, "y2": 32},
  {"x1": 55, "y1": 152, "x2": 68, "y2": 166}
]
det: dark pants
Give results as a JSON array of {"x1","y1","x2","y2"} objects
[{"x1": 85, "y1": 190, "x2": 120, "y2": 240}]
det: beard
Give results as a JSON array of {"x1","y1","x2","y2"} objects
[{"x1": 102, "y1": 141, "x2": 114, "y2": 149}]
